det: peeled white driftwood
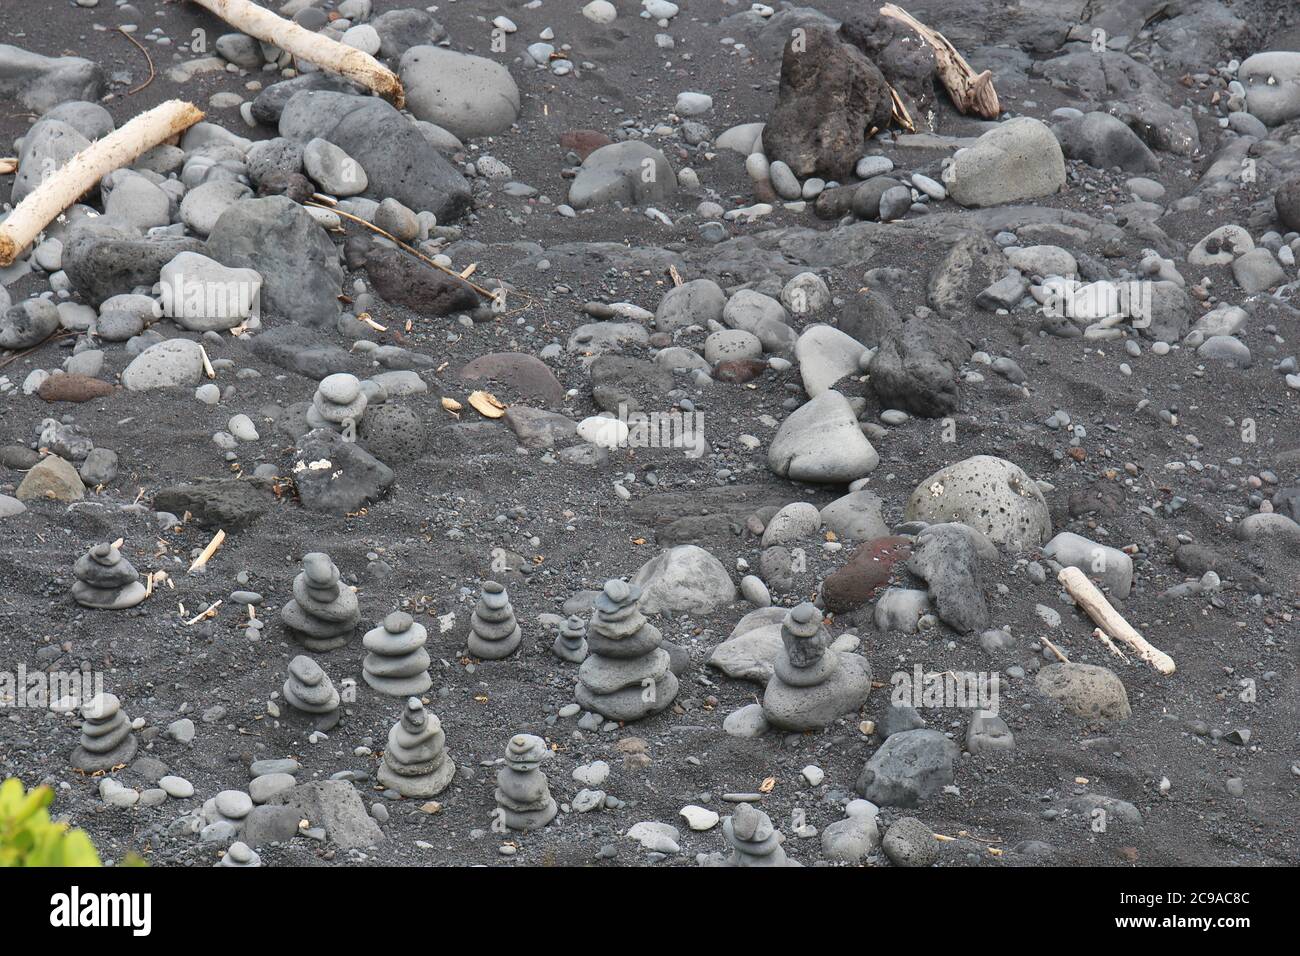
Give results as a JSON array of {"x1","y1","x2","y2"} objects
[
  {"x1": 189, "y1": 0, "x2": 404, "y2": 107},
  {"x1": 0, "y1": 99, "x2": 204, "y2": 267},
  {"x1": 880, "y1": 3, "x2": 1000, "y2": 119},
  {"x1": 1058, "y1": 566, "x2": 1176, "y2": 675}
]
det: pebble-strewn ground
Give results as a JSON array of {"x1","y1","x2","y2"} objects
[{"x1": 0, "y1": 0, "x2": 1297, "y2": 869}]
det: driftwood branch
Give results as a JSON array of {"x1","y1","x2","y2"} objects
[
  {"x1": 0, "y1": 99, "x2": 204, "y2": 266},
  {"x1": 189, "y1": 0, "x2": 404, "y2": 107},
  {"x1": 879, "y1": 3, "x2": 1000, "y2": 119},
  {"x1": 1058, "y1": 567, "x2": 1175, "y2": 675}
]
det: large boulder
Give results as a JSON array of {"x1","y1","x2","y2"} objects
[
  {"x1": 768, "y1": 390, "x2": 879, "y2": 483},
  {"x1": 761, "y1": 25, "x2": 891, "y2": 180},
  {"x1": 868, "y1": 315, "x2": 971, "y2": 417},
  {"x1": 856, "y1": 729, "x2": 958, "y2": 807},
  {"x1": 12, "y1": 119, "x2": 90, "y2": 205},
  {"x1": 206, "y1": 197, "x2": 343, "y2": 328},
  {"x1": 568, "y1": 141, "x2": 678, "y2": 210},
  {"x1": 0, "y1": 45, "x2": 103, "y2": 113},
  {"x1": 399, "y1": 45, "x2": 520, "y2": 140},
  {"x1": 630, "y1": 545, "x2": 737, "y2": 616},
  {"x1": 1240, "y1": 52, "x2": 1300, "y2": 126},
  {"x1": 120, "y1": 339, "x2": 206, "y2": 391},
  {"x1": 947, "y1": 117, "x2": 1065, "y2": 208},
  {"x1": 278, "y1": 90, "x2": 471, "y2": 221},
  {"x1": 905, "y1": 455, "x2": 1051, "y2": 551},
  {"x1": 1053, "y1": 112, "x2": 1158, "y2": 172}
]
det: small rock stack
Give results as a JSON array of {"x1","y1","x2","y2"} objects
[
  {"x1": 493, "y1": 733, "x2": 557, "y2": 831},
  {"x1": 280, "y1": 552, "x2": 359, "y2": 651},
  {"x1": 362, "y1": 610, "x2": 432, "y2": 696},
  {"x1": 377, "y1": 697, "x2": 456, "y2": 798},
  {"x1": 306, "y1": 372, "x2": 367, "y2": 436},
  {"x1": 218, "y1": 842, "x2": 262, "y2": 867},
  {"x1": 468, "y1": 580, "x2": 521, "y2": 659},
  {"x1": 723, "y1": 803, "x2": 800, "y2": 867},
  {"x1": 70, "y1": 543, "x2": 147, "y2": 610},
  {"x1": 71, "y1": 693, "x2": 137, "y2": 771},
  {"x1": 761, "y1": 602, "x2": 872, "y2": 731},
  {"x1": 281, "y1": 655, "x2": 341, "y2": 730},
  {"x1": 551, "y1": 614, "x2": 588, "y2": 663},
  {"x1": 576, "y1": 579, "x2": 678, "y2": 722}
]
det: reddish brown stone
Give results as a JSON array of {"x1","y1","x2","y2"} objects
[
  {"x1": 822, "y1": 535, "x2": 912, "y2": 612},
  {"x1": 37, "y1": 374, "x2": 115, "y2": 403},
  {"x1": 713, "y1": 359, "x2": 767, "y2": 384},
  {"x1": 560, "y1": 129, "x2": 613, "y2": 161}
]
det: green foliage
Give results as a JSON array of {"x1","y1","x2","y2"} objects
[{"x1": 0, "y1": 778, "x2": 103, "y2": 867}]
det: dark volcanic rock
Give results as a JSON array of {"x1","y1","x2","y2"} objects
[
  {"x1": 868, "y1": 315, "x2": 971, "y2": 417},
  {"x1": 761, "y1": 25, "x2": 892, "y2": 180},
  {"x1": 906, "y1": 523, "x2": 989, "y2": 634},
  {"x1": 207, "y1": 196, "x2": 344, "y2": 328},
  {"x1": 153, "y1": 479, "x2": 273, "y2": 530},
  {"x1": 245, "y1": 326, "x2": 359, "y2": 379},
  {"x1": 365, "y1": 247, "x2": 479, "y2": 316},
  {"x1": 838, "y1": 9, "x2": 937, "y2": 124},
  {"x1": 292, "y1": 429, "x2": 395, "y2": 514},
  {"x1": 249, "y1": 72, "x2": 355, "y2": 126},
  {"x1": 62, "y1": 222, "x2": 204, "y2": 307}
]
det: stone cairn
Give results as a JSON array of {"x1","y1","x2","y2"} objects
[
  {"x1": 70, "y1": 692, "x2": 137, "y2": 771},
  {"x1": 761, "y1": 602, "x2": 872, "y2": 731},
  {"x1": 281, "y1": 655, "x2": 341, "y2": 730},
  {"x1": 724, "y1": 802, "x2": 799, "y2": 867},
  {"x1": 218, "y1": 842, "x2": 262, "y2": 867},
  {"x1": 576, "y1": 579, "x2": 678, "y2": 722},
  {"x1": 362, "y1": 610, "x2": 432, "y2": 696},
  {"x1": 306, "y1": 372, "x2": 367, "y2": 440},
  {"x1": 493, "y1": 733, "x2": 557, "y2": 831},
  {"x1": 281, "y1": 552, "x2": 359, "y2": 652},
  {"x1": 71, "y1": 543, "x2": 147, "y2": 610},
  {"x1": 552, "y1": 614, "x2": 588, "y2": 663},
  {"x1": 377, "y1": 697, "x2": 455, "y2": 798},
  {"x1": 468, "y1": 580, "x2": 521, "y2": 659}
]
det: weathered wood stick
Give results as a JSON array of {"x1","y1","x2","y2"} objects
[
  {"x1": 189, "y1": 0, "x2": 404, "y2": 107},
  {"x1": 0, "y1": 99, "x2": 204, "y2": 266},
  {"x1": 879, "y1": 3, "x2": 1001, "y2": 119},
  {"x1": 1058, "y1": 566, "x2": 1176, "y2": 675}
]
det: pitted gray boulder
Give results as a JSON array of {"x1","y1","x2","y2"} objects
[{"x1": 905, "y1": 456, "x2": 1050, "y2": 551}]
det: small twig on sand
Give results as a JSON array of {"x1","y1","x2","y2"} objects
[
  {"x1": 117, "y1": 27, "x2": 156, "y2": 95},
  {"x1": 188, "y1": 529, "x2": 226, "y2": 573}
]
